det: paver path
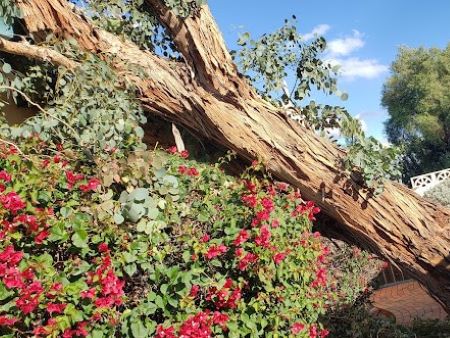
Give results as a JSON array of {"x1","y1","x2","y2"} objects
[{"x1": 371, "y1": 280, "x2": 447, "y2": 325}]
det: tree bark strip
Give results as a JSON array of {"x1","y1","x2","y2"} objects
[{"x1": 12, "y1": 0, "x2": 450, "y2": 310}]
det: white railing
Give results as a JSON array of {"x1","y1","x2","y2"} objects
[{"x1": 411, "y1": 168, "x2": 450, "y2": 196}]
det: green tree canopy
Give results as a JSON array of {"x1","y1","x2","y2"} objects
[{"x1": 382, "y1": 44, "x2": 450, "y2": 180}]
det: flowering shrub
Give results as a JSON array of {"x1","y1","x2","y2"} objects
[{"x1": 0, "y1": 139, "x2": 332, "y2": 337}]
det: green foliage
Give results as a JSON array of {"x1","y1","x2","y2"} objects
[
  {"x1": 164, "y1": 0, "x2": 207, "y2": 17},
  {"x1": 343, "y1": 137, "x2": 402, "y2": 194},
  {"x1": 234, "y1": 20, "x2": 401, "y2": 194},
  {"x1": 1, "y1": 45, "x2": 146, "y2": 154},
  {"x1": 76, "y1": 0, "x2": 169, "y2": 53},
  {"x1": 382, "y1": 45, "x2": 450, "y2": 180},
  {"x1": 75, "y1": 0, "x2": 206, "y2": 53},
  {"x1": 232, "y1": 19, "x2": 340, "y2": 101},
  {"x1": 424, "y1": 179, "x2": 450, "y2": 207},
  {"x1": 0, "y1": 0, "x2": 20, "y2": 26}
]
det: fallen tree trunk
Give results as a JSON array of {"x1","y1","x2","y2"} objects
[{"x1": 11, "y1": 0, "x2": 450, "y2": 310}]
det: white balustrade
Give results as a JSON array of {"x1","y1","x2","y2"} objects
[{"x1": 410, "y1": 168, "x2": 450, "y2": 196}]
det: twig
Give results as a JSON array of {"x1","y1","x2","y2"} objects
[{"x1": 0, "y1": 86, "x2": 80, "y2": 141}]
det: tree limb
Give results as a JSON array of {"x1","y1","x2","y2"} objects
[
  {"x1": 144, "y1": 0, "x2": 253, "y2": 99},
  {"x1": 0, "y1": 37, "x2": 77, "y2": 69}
]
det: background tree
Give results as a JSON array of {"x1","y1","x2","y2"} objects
[{"x1": 382, "y1": 45, "x2": 450, "y2": 181}]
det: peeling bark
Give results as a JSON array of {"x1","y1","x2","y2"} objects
[{"x1": 14, "y1": 0, "x2": 450, "y2": 310}]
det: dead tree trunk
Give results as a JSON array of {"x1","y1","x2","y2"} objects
[{"x1": 8, "y1": 0, "x2": 450, "y2": 310}]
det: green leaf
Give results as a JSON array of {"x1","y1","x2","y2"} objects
[
  {"x1": 131, "y1": 320, "x2": 148, "y2": 338},
  {"x1": 114, "y1": 212, "x2": 125, "y2": 225},
  {"x1": 71, "y1": 229, "x2": 89, "y2": 248},
  {"x1": 2, "y1": 63, "x2": 12, "y2": 74},
  {"x1": 124, "y1": 263, "x2": 137, "y2": 277}
]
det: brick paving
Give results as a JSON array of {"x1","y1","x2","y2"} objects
[{"x1": 371, "y1": 280, "x2": 447, "y2": 325}]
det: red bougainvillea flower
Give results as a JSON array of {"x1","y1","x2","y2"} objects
[
  {"x1": 271, "y1": 219, "x2": 280, "y2": 228},
  {"x1": 276, "y1": 181, "x2": 289, "y2": 191},
  {"x1": 187, "y1": 167, "x2": 199, "y2": 177},
  {"x1": 273, "y1": 252, "x2": 287, "y2": 265},
  {"x1": 212, "y1": 311, "x2": 229, "y2": 328},
  {"x1": 319, "y1": 329, "x2": 330, "y2": 337},
  {"x1": 189, "y1": 284, "x2": 200, "y2": 298},
  {"x1": 0, "y1": 315, "x2": 19, "y2": 326},
  {"x1": 309, "y1": 325, "x2": 320, "y2": 338},
  {"x1": 291, "y1": 322, "x2": 305, "y2": 334},
  {"x1": 0, "y1": 171, "x2": 12, "y2": 182},
  {"x1": 241, "y1": 194, "x2": 257, "y2": 208},
  {"x1": 79, "y1": 178, "x2": 101, "y2": 192},
  {"x1": 167, "y1": 146, "x2": 178, "y2": 154},
  {"x1": 80, "y1": 288, "x2": 96, "y2": 299},
  {"x1": 238, "y1": 252, "x2": 258, "y2": 271},
  {"x1": 201, "y1": 234, "x2": 210, "y2": 243},
  {"x1": 46, "y1": 303, "x2": 67, "y2": 315},
  {"x1": 3, "y1": 267, "x2": 26, "y2": 289},
  {"x1": 205, "y1": 244, "x2": 228, "y2": 260},
  {"x1": 0, "y1": 245, "x2": 23, "y2": 266},
  {"x1": 0, "y1": 192, "x2": 26, "y2": 213},
  {"x1": 98, "y1": 243, "x2": 109, "y2": 253},
  {"x1": 35, "y1": 230, "x2": 49, "y2": 244},
  {"x1": 180, "y1": 150, "x2": 189, "y2": 158},
  {"x1": 179, "y1": 311, "x2": 212, "y2": 337},
  {"x1": 155, "y1": 325, "x2": 176, "y2": 338},
  {"x1": 65, "y1": 171, "x2": 84, "y2": 189},
  {"x1": 243, "y1": 180, "x2": 257, "y2": 193},
  {"x1": 260, "y1": 197, "x2": 274, "y2": 212},
  {"x1": 33, "y1": 325, "x2": 49, "y2": 336},
  {"x1": 252, "y1": 210, "x2": 271, "y2": 226},
  {"x1": 223, "y1": 278, "x2": 233, "y2": 289},
  {"x1": 233, "y1": 229, "x2": 249, "y2": 246},
  {"x1": 311, "y1": 268, "x2": 327, "y2": 288},
  {"x1": 16, "y1": 281, "x2": 43, "y2": 314},
  {"x1": 14, "y1": 214, "x2": 40, "y2": 232},
  {"x1": 254, "y1": 226, "x2": 271, "y2": 248}
]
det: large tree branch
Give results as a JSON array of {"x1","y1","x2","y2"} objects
[
  {"x1": 144, "y1": 0, "x2": 254, "y2": 99},
  {"x1": 14, "y1": 0, "x2": 450, "y2": 311},
  {"x1": 0, "y1": 37, "x2": 77, "y2": 69}
]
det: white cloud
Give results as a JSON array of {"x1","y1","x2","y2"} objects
[
  {"x1": 327, "y1": 30, "x2": 365, "y2": 56},
  {"x1": 327, "y1": 57, "x2": 388, "y2": 79},
  {"x1": 302, "y1": 24, "x2": 331, "y2": 41},
  {"x1": 354, "y1": 114, "x2": 368, "y2": 132}
]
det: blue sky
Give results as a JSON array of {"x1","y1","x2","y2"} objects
[{"x1": 209, "y1": 0, "x2": 450, "y2": 143}]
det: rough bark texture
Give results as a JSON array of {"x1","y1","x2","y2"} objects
[{"x1": 12, "y1": 0, "x2": 450, "y2": 310}]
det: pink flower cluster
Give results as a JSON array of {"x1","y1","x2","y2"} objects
[
  {"x1": 0, "y1": 191, "x2": 26, "y2": 214},
  {"x1": 156, "y1": 310, "x2": 229, "y2": 338},
  {"x1": 291, "y1": 323, "x2": 329, "y2": 338},
  {"x1": 206, "y1": 279, "x2": 241, "y2": 310},
  {"x1": 204, "y1": 244, "x2": 228, "y2": 259},
  {"x1": 0, "y1": 245, "x2": 46, "y2": 316},
  {"x1": 292, "y1": 200, "x2": 321, "y2": 221},
  {"x1": 0, "y1": 207, "x2": 52, "y2": 244},
  {"x1": 83, "y1": 244, "x2": 125, "y2": 309}
]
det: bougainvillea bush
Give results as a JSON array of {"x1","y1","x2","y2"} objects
[{"x1": 0, "y1": 138, "x2": 333, "y2": 337}]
